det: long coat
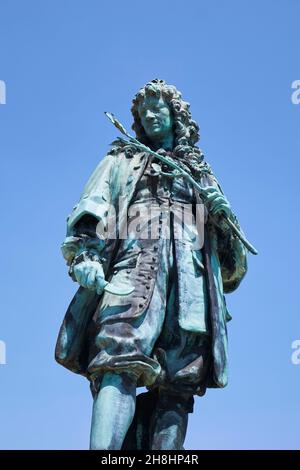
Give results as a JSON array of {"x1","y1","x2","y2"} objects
[{"x1": 55, "y1": 142, "x2": 247, "y2": 389}]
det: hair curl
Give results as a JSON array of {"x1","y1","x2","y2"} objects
[{"x1": 131, "y1": 79, "x2": 203, "y2": 163}]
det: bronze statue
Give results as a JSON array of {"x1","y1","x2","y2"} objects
[{"x1": 56, "y1": 79, "x2": 252, "y2": 450}]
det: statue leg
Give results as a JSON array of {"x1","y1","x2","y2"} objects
[
  {"x1": 122, "y1": 389, "x2": 161, "y2": 450},
  {"x1": 89, "y1": 371, "x2": 137, "y2": 450},
  {"x1": 149, "y1": 392, "x2": 193, "y2": 450}
]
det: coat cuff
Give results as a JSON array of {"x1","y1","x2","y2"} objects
[{"x1": 61, "y1": 235, "x2": 107, "y2": 280}]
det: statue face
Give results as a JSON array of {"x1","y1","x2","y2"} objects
[{"x1": 137, "y1": 95, "x2": 173, "y2": 143}]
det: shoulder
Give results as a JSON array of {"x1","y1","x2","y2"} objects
[{"x1": 107, "y1": 137, "x2": 141, "y2": 159}]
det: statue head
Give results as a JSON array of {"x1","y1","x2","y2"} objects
[
  {"x1": 136, "y1": 89, "x2": 174, "y2": 147},
  {"x1": 131, "y1": 79, "x2": 200, "y2": 153}
]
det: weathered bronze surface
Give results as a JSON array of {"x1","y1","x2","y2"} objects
[{"x1": 55, "y1": 79, "x2": 249, "y2": 450}]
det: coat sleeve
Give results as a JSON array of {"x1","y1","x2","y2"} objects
[
  {"x1": 61, "y1": 151, "x2": 117, "y2": 276},
  {"x1": 200, "y1": 171, "x2": 248, "y2": 294}
]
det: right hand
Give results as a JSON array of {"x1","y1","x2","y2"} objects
[
  {"x1": 201, "y1": 186, "x2": 232, "y2": 218},
  {"x1": 73, "y1": 260, "x2": 107, "y2": 295}
]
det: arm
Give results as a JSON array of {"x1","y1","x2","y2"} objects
[
  {"x1": 63, "y1": 215, "x2": 106, "y2": 292},
  {"x1": 200, "y1": 172, "x2": 248, "y2": 293},
  {"x1": 61, "y1": 151, "x2": 117, "y2": 292}
]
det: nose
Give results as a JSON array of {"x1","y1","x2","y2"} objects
[{"x1": 145, "y1": 110, "x2": 156, "y2": 121}]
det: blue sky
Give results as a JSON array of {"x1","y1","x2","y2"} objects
[{"x1": 0, "y1": 0, "x2": 299, "y2": 449}]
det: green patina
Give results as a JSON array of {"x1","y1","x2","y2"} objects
[{"x1": 55, "y1": 79, "x2": 251, "y2": 450}]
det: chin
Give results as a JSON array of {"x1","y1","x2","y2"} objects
[{"x1": 148, "y1": 129, "x2": 163, "y2": 139}]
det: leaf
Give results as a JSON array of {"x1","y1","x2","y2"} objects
[{"x1": 104, "y1": 112, "x2": 128, "y2": 135}]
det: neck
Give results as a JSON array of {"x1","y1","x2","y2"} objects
[{"x1": 151, "y1": 133, "x2": 174, "y2": 152}]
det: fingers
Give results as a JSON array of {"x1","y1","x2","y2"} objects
[
  {"x1": 95, "y1": 274, "x2": 107, "y2": 295},
  {"x1": 73, "y1": 263, "x2": 85, "y2": 285},
  {"x1": 208, "y1": 196, "x2": 230, "y2": 214},
  {"x1": 202, "y1": 185, "x2": 218, "y2": 193},
  {"x1": 202, "y1": 187, "x2": 223, "y2": 205},
  {"x1": 204, "y1": 190, "x2": 222, "y2": 203},
  {"x1": 206, "y1": 194, "x2": 223, "y2": 207},
  {"x1": 201, "y1": 186, "x2": 220, "y2": 199},
  {"x1": 78, "y1": 262, "x2": 91, "y2": 288},
  {"x1": 210, "y1": 202, "x2": 231, "y2": 217},
  {"x1": 73, "y1": 261, "x2": 106, "y2": 292},
  {"x1": 202, "y1": 187, "x2": 231, "y2": 217},
  {"x1": 209, "y1": 195, "x2": 229, "y2": 210},
  {"x1": 86, "y1": 267, "x2": 97, "y2": 289}
]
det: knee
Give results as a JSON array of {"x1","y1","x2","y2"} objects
[
  {"x1": 93, "y1": 370, "x2": 138, "y2": 395},
  {"x1": 156, "y1": 390, "x2": 194, "y2": 415}
]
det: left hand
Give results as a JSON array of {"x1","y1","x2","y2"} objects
[
  {"x1": 202, "y1": 186, "x2": 232, "y2": 218},
  {"x1": 73, "y1": 259, "x2": 107, "y2": 294}
]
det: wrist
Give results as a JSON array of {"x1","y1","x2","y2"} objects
[{"x1": 75, "y1": 248, "x2": 101, "y2": 264}]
